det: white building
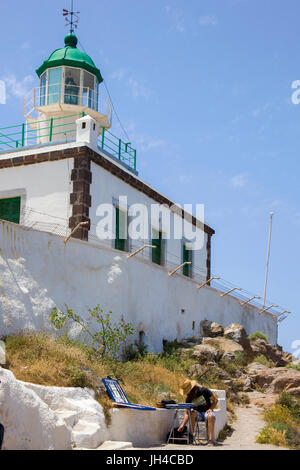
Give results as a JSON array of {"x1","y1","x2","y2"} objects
[{"x1": 0, "y1": 28, "x2": 278, "y2": 349}]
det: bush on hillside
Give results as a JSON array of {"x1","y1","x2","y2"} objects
[
  {"x1": 50, "y1": 305, "x2": 134, "y2": 359},
  {"x1": 249, "y1": 331, "x2": 268, "y2": 342}
]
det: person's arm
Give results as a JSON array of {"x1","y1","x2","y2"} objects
[{"x1": 210, "y1": 393, "x2": 218, "y2": 410}]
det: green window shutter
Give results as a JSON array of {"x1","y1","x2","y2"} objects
[
  {"x1": 115, "y1": 207, "x2": 127, "y2": 251},
  {"x1": 152, "y1": 229, "x2": 162, "y2": 265},
  {"x1": 0, "y1": 197, "x2": 21, "y2": 224},
  {"x1": 183, "y1": 244, "x2": 191, "y2": 277}
]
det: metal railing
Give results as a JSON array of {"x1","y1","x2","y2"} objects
[
  {"x1": 0, "y1": 114, "x2": 137, "y2": 171},
  {"x1": 23, "y1": 84, "x2": 112, "y2": 124},
  {"x1": 0, "y1": 113, "x2": 83, "y2": 149},
  {"x1": 99, "y1": 127, "x2": 137, "y2": 170}
]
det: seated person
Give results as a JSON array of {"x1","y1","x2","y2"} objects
[{"x1": 178, "y1": 379, "x2": 218, "y2": 446}]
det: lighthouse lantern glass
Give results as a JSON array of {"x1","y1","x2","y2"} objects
[
  {"x1": 64, "y1": 67, "x2": 80, "y2": 105},
  {"x1": 40, "y1": 72, "x2": 47, "y2": 106},
  {"x1": 48, "y1": 68, "x2": 62, "y2": 105}
]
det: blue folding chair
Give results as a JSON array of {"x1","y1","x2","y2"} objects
[{"x1": 102, "y1": 377, "x2": 156, "y2": 411}]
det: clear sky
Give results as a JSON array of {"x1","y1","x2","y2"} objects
[{"x1": 0, "y1": 0, "x2": 299, "y2": 353}]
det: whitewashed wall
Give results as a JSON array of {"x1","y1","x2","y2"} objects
[
  {"x1": 89, "y1": 162, "x2": 208, "y2": 280},
  {"x1": 0, "y1": 141, "x2": 208, "y2": 277},
  {"x1": 0, "y1": 158, "x2": 73, "y2": 230},
  {"x1": 0, "y1": 221, "x2": 277, "y2": 349}
]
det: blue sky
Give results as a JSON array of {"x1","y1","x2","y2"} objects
[{"x1": 0, "y1": 0, "x2": 299, "y2": 353}]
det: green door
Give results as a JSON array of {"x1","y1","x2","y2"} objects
[
  {"x1": 0, "y1": 197, "x2": 21, "y2": 224},
  {"x1": 152, "y1": 229, "x2": 162, "y2": 265},
  {"x1": 183, "y1": 244, "x2": 192, "y2": 277}
]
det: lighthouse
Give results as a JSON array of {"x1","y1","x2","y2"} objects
[{"x1": 23, "y1": 12, "x2": 112, "y2": 143}]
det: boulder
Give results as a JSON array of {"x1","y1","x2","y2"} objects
[
  {"x1": 189, "y1": 364, "x2": 206, "y2": 378},
  {"x1": 247, "y1": 362, "x2": 300, "y2": 393},
  {"x1": 250, "y1": 339, "x2": 268, "y2": 357},
  {"x1": 23, "y1": 382, "x2": 109, "y2": 449},
  {"x1": 285, "y1": 387, "x2": 300, "y2": 397},
  {"x1": 0, "y1": 368, "x2": 72, "y2": 450},
  {"x1": 250, "y1": 340, "x2": 290, "y2": 367},
  {"x1": 191, "y1": 344, "x2": 221, "y2": 364},
  {"x1": 222, "y1": 351, "x2": 237, "y2": 362},
  {"x1": 202, "y1": 337, "x2": 244, "y2": 356},
  {"x1": 265, "y1": 344, "x2": 289, "y2": 367},
  {"x1": 224, "y1": 324, "x2": 253, "y2": 358},
  {"x1": 239, "y1": 375, "x2": 255, "y2": 392},
  {"x1": 200, "y1": 320, "x2": 224, "y2": 338}
]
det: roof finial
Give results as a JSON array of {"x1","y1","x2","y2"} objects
[{"x1": 63, "y1": 0, "x2": 80, "y2": 35}]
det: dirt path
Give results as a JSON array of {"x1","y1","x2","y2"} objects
[{"x1": 132, "y1": 401, "x2": 287, "y2": 451}]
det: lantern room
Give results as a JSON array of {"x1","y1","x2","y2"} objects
[{"x1": 23, "y1": 33, "x2": 112, "y2": 142}]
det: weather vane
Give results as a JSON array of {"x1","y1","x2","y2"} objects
[{"x1": 63, "y1": 0, "x2": 80, "y2": 34}]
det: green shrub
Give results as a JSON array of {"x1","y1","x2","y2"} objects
[
  {"x1": 257, "y1": 425, "x2": 288, "y2": 447},
  {"x1": 234, "y1": 351, "x2": 248, "y2": 367},
  {"x1": 254, "y1": 355, "x2": 273, "y2": 367},
  {"x1": 218, "y1": 424, "x2": 233, "y2": 442},
  {"x1": 125, "y1": 341, "x2": 148, "y2": 361},
  {"x1": 277, "y1": 393, "x2": 300, "y2": 424},
  {"x1": 258, "y1": 402, "x2": 300, "y2": 449},
  {"x1": 286, "y1": 363, "x2": 300, "y2": 373},
  {"x1": 249, "y1": 331, "x2": 268, "y2": 342},
  {"x1": 50, "y1": 305, "x2": 134, "y2": 359}
]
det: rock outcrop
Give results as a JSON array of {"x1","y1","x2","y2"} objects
[
  {"x1": 247, "y1": 362, "x2": 300, "y2": 393},
  {"x1": 200, "y1": 320, "x2": 224, "y2": 338},
  {"x1": 24, "y1": 382, "x2": 109, "y2": 449},
  {"x1": 202, "y1": 337, "x2": 244, "y2": 356},
  {"x1": 250, "y1": 339, "x2": 290, "y2": 367},
  {"x1": 0, "y1": 368, "x2": 72, "y2": 450},
  {"x1": 224, "y1": 324, "x2": 253, "y2": 359},
  {"x1": 191, "y1": 344, "x2": 221, "y2": 363}
]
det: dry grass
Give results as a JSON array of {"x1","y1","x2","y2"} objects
[
  {"x1": 256, "y1": 396, "x2": 300, "y2": 449},
  {"x1": 4, "y1": 333, "x2": 186, "y2": 410},
  {"x1": 5, "y1": 334, "x2": 106, "y2": 387}
]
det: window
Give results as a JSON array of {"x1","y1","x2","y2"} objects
[
  {"x1": 182, "y1": 243, "x2": 192, "y2": 278},
  {"x1": 152, "y1": 228, "x2": 163, "y2": 265},
  {"x1": 40, "y1": 72, "x2": 47, "y2": 106},
  {"x1": 48, "y1": 68, "x2": 62, "y2": 104},
  {"x1": 64, "y1": 68, "x2": 80, "y2": 105},
  {"x1": 0, "y1": 197, "x2": 21, "y2": 224},
  {"x1": 115, "y1": 207, "x2": 127, "y2": 252},
  {"x1": 83, "y1": 71, "x2": 96, "y2": 110}
]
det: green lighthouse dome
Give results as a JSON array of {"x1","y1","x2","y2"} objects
[{"x1": 36, "y1": 34, "x2": 103, "y2": 83}]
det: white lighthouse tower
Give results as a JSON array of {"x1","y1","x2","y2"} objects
[{"x1": 23, "y1": 7, "x2": 112, "y2": 144}]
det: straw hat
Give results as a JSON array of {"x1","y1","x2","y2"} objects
[{"x1": 179, "y1": 379, "x2": 198, "y2": 397}]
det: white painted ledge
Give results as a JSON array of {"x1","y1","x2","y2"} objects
[{"x1": 107, "y1": 393, "x2": 227, "y2": 446}]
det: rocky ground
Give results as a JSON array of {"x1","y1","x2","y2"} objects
[{"x1": 175, "y1": 321, "x2": 300, "y2": 400}]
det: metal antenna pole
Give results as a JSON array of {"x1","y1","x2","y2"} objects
[
  {"x1": 63, "y1": 1, "x2": 80, "y2": 34},
  {"x1": 70, "y1": 0, "x2": 74, "y2": 33},
  {"x1": 263, "y1": 212, "x2": 274, "y2": 309}
]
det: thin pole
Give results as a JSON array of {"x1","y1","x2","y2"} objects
[{"x1": 263, "y1": 212, "x2": 274, "y2": 309}]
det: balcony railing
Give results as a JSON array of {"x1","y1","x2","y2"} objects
[
  {"x1": 23, "y1": 84, "x2": 112, "y2": 124},
  {"x1": 0, "y1": 114, "x2": 137, "y2": 171}
]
